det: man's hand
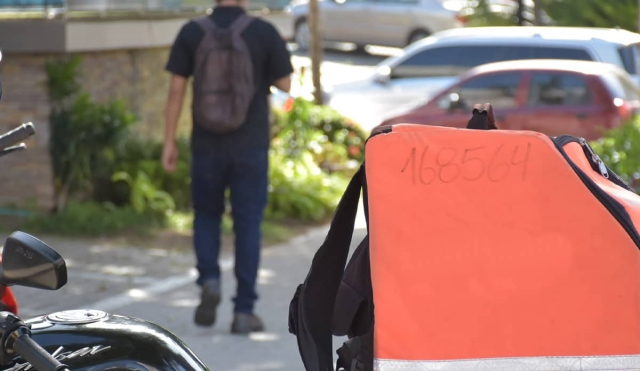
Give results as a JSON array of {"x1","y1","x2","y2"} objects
[
  {"x1": 162, "y1": 141, "x2": 179, "y2": 173},
  {"x1": 163, "y1": 74, "x2": 187, "y2": 173},
  {"x1": 274, "y1": 75, "x2": 292, "y2": 93}
]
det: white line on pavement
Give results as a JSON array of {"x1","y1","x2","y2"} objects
[
  {"x1": 69, "y1": 271, "x2": 157, "y2": 284},
  {"x1": 86, "y1": 258, "x2": 234, "y2": 312}
]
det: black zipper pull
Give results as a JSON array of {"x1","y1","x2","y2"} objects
[{"x1": 579, "y1": 137, "x2": 609, "y2": 179}]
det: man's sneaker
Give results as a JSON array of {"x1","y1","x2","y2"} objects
[
  {"x1": 231, "y1": 313, "x2": 265, "y2": 334},
  {"x1": 194, "y1": 279, "x2": 221, "y2": 327}
]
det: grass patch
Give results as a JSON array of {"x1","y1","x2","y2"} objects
[
  {"x1": 167, "y1": 211, "x2": 306, "y2": 246},
  {"x1": 4, "y1": 202, "x2": 315, "y2": 249},
  {"x1": 20, "y1": 201, "x2": 164, "y2": 238}
]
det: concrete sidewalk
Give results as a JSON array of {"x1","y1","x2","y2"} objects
[
  {"x1": 10, "y1": 222, "x2": 368, "y2": 370},
  {"x1": 111, "y1": 226, "x2": 368, "y2": 370}
]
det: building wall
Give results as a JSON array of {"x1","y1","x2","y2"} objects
[{"x1": 76, "y1": 47, "x2": 194, "y2": 140}]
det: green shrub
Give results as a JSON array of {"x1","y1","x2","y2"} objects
[
  {"x1": 111, "y1": 170, "x2": 176, "y2": 214},
  {"x1": 42, "y1": 56, "x2": 368, "y2": 233},
  {"x1": 262, "y1": 97, "x2": 367, "y2": 222},
  {"x1": 272, "y1": 97, "x2": 367, "y2": 174},
  {"x1": 93, "y1": 98, "x2": 367, "y2": 223},
  {"x1": 590, "y1": 116, "x2": 640, "y2": 191},
  {"x1": 46, "y1": 56, "x2": 137, "y2": 212},
  {"x1": 266, "y1": 148, "x2": 348, "y2": 222},
  {"x1": 93, "y1": 137, "x2": 192, "y2": 210}
]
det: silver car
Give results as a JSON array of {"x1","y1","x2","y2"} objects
[
  {"x1": 288, "y1": 0, "x2": 464, "y2": 50},
  {"x1": 323, "y1": 26, "x2": 640, "y2": 131}
]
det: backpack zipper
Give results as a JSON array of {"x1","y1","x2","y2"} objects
[
  {"x1": 552, "y1": 135, "x2": 640, "y2": 249},
  {"x1": 578, "y1": 137, "x2": 609, "y2": 179},
  {"x1": 556, "y1": 135, "x2": 631, "y2": 191}
]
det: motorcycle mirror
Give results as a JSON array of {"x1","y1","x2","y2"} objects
[{"x1": 0, "y1": 231, "x2": 67, "y2": 290}]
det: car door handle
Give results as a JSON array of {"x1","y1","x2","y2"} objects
[{"x1": 576, "y1": 112, "x2": 588, "y2": 119}]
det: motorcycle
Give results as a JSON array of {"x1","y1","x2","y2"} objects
[
  {"x1": 0, "y1": 128, "x2": 210, "y2": 371},
  {"x1": 0, "y1": 52, "x2": 209, "y2": 371}
]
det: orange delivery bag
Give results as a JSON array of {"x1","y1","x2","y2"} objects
[{"x1": 288, "y1": 106, "x2": 640, "y2": 371}]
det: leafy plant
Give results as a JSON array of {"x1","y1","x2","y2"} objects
[
  {"x1": 272, "y1": 97, "x2": 367, "y2": 175},
  {"x1": 43, "y1": 57, "x2": 368, "y2": 233},
  {"x1": 46, "y1": 57, "x2": 137, "y2": 212},
  {"x1": 45, "y1": 55, "x2": 82, "y2": 106},
  {"x1": 266, "y1": 149, "x2": 348, "y2": 222},
  {"x1": 111, "y1": 170, "x2": 176, "y2": 214},
  {"x1": 590, "y1": 116, "x2": 640, "y2": 191}
]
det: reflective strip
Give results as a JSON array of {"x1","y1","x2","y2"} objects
[{"x1": 374, "y1": 355, "x2": 640, "y2": 371}]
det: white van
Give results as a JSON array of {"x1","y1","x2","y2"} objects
[{"x1": 326, "y1": 26, "x2": 640, "y2": 129}]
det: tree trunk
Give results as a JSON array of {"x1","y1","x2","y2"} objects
[
  {"x1": 54, "y1": 168, "x2": 75, "y2": 214},
  {"x1": 516, "y1": 0, "x2": 525, "y2": 25},
  {"x1": 309, "y1": 0, "x2": 323, "y2": 105},
  {"x1": 534, "y1": 0, "x2": 543, "y2": 25}
]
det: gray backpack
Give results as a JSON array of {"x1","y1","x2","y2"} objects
[{"x1": 192, "y1": 14, "x2": 256, "y2": 133}]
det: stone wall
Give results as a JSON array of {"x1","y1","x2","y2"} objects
[
  {"x1": 0, "y1": 53, "x2": 55, "y2": 210},
  {"x1": 0, "y1": 47, "x2": 194, "y2": 210},
  {"x1": 76, "y1": 47, "x2": 193, "y2": 140}
]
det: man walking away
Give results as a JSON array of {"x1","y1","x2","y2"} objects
[{"x1": 162, "y1": 0, "x2": 293, "y2": 334}]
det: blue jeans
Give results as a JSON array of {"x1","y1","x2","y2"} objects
[{"x1": 190, "y1": 148, "x2": 269, "y2": 314}]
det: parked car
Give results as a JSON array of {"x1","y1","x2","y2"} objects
[
  {"x1": 326, "y1": 26, "x2": 640, "y2": 131},
  {"x1": 378, "y1": 59, "x2": 640, "y2": 141},
  {"x1": 288, "y1": 0, "x2": 465, "y2": 51}
]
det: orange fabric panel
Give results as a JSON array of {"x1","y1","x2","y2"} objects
[{"x1": 365, "y1": 124, "x2": 640, "y2": 361}]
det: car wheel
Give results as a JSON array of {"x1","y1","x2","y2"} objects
[
  {"x1": 295, "y1": 19, "x2": 311, "y2": 52},
  {"x1": 353, "y1": 44, "x2": 368, "y2": 54},
  {"x1": 407, "y1": 29, "x2": 430, "y2": 46}
]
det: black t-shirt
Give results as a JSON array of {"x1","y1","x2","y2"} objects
[{"x1": 165, "y1": 6, "x2": 293, "y2": 152}]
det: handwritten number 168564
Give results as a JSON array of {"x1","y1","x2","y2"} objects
[{"x1": 400, "y1": 143, "x2": 532, "y2": 185}]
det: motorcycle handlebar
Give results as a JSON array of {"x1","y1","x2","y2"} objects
[
  {"x1": 13, "y1": 334, "x2": 69, "y2": 371},
  {"x1": 0, "y1": 123, "x2": 35, "y2": 151}
]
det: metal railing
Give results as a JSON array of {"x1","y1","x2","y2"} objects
[{"x1": 0, "y1": 0, "x2": 290, "y2": 17}]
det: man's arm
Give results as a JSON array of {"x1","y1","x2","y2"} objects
[
  {"x1": 267, "y1": 24, "x2": 294, "y2": 92},
  {"x1": 164, "y1": 74, "x2": 188, "y2": 144}
]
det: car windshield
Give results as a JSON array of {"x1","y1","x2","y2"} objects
[{"x1": 617, "y1": 43, "x2": 640, "y2": 75}]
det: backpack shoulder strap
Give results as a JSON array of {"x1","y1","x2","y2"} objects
[
  {"x1": 193, "y1": 15, "x2": 217, "y2": 33},
  {"x1": 230, "y1": 13, "x2": 256, "y2": 37},
  {"x1": 288, "y1": 165, "x2": 365, "y2": 371}
]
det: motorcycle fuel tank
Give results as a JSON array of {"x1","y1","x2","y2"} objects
[{"x1": 0, "y1": 309, "x2": 209, "y2": 371}]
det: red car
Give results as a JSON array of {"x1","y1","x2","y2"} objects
[{"x1": 379, "y1": 59, "x2": 640, "y2": 141}]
